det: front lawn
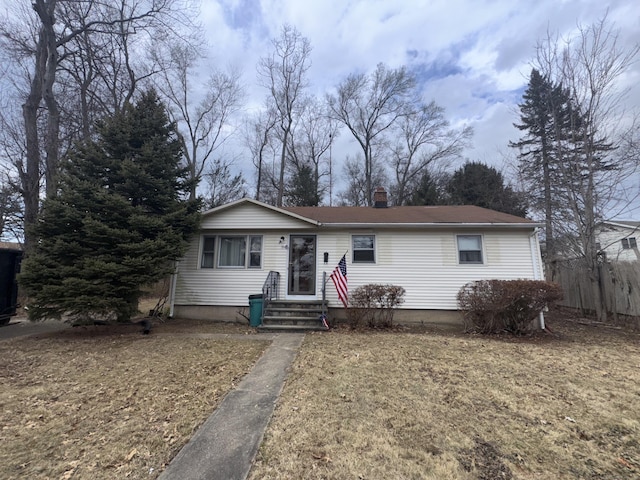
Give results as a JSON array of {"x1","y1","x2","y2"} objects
[
  {"x1": 249, "y1": 318, "x2": 640, "y2": 479},
  {"x1": 0, "y1": 319, "x2": 268, "y2": 479}
]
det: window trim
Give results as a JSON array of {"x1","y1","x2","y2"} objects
[
  {"x1": 352, "y1": 234, "x2": 376, "y2": 263},
  {"x1": 456, "y1": 234, "x2": 484, "y2": 265}
]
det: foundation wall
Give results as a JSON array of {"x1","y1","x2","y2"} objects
[{"x1": 173, "y1": 304, "x2": 464, "y2": 330}]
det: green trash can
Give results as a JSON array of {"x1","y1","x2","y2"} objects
[{"x1": 248, "y1": 294, "x2": 264, "y2": 327}]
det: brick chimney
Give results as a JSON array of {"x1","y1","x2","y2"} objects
[{"x1": 373, "y1": 187, "x2": 388, "y2": 208}]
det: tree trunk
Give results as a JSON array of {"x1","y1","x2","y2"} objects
[{"x1": 277, "y1": 127, "x2": 289, "y2": 207}]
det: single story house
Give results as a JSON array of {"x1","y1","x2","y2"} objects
[
  {"x1": 169, "y1": 190, "x2": 545, "y2": 329},
  {"x1": 595, "y1": 221, "x2": 640, "y2": 262}
]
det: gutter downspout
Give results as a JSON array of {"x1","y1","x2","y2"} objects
[
  {"x1": 168, "y1": 263, "x2": 178, "y2": 318},
  {"x1": 529, "y1": 228, "x2": 546, "y2": 330}
]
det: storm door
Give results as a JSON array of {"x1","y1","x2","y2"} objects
[{"x1": 288, "y1": 235, "x2": 316, "y2": 295}]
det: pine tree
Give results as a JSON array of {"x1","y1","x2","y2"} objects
[
  {"x1": 285, "y1": 164, "x2": 321, "y2": 206},
  {"x1": 20, "y1": 90, "x2": 200, "y2": 323},
  {"x1": 447, "y1": 162, "x2": 527, "y2": 217},
  {"x1": 406, "y1": 170, "x2": 445, "y2": 206},
  {"x1": 509, "y1": 69, "x2": 598, "y2": 277}
]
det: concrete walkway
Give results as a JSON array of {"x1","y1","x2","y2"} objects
[
  {"x1": 0, "y1": 318, "x2": 70, "y2": 340},
  {"x1": 159, "y1": 332, "x2": 305, "y2": 480}
]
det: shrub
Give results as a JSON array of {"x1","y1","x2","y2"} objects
[
  {"x1": 457, "y1": 279, "x2": 563, "y2": 335},
  {"x1": 346, "y1": 284, "x2": 406, "y2": 328}
]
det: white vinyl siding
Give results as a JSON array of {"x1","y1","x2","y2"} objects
[
  {"x1": 174, "y1": 200, "x2": 542, "y2": 310},
  {"x1": 176, "y1": 227, "x2": 540, "y2": 310},
  {"x1": 200, "y1": 202, "x2": 315, "y2": 230}
]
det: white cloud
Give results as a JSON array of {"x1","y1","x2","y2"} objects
[{"x1": 4, "y1": 0, "x2": 635, "y2": 205}]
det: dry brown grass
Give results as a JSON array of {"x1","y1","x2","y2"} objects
[
  {"x1": 0, "y1": 319, "x2": 268, "y2": 480},
  {"x1": 249, "y1": 316, "x2": 640, "y2": 479}
]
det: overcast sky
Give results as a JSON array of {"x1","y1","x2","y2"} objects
[{"x1": 199, "y1": 0, "x2": 640, "y2": 196}]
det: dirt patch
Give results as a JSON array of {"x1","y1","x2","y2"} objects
[
  {"x1": 0, "y1": 319, "x2": 268, "y2": 479},
  {"x1": 458, "y1": 438, "x2": 513, "y2": 479}
]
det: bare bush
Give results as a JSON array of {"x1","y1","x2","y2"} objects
[
  {"x1": 457, "y1": 279, "x2": 563, "y2": 335},
  {"x1": 346, "y1": 284, "x2": 405, "y2": 328}
]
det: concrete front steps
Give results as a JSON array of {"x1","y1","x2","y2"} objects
[{"x1": 257, "y1": 299, "x2": 329, "y2": 332}]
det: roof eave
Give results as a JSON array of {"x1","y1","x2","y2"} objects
[
  {"x1": 602, "y1": 220, "x2": 640, "y2": 230},
  {"x1": 320, "y1": 222, "x2": 543, "y2": 229}
]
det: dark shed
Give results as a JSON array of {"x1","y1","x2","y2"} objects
[{"x1": 0, "y1": 243, "x2": 22, "y2": 324}]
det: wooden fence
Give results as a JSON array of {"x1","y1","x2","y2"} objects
[{"x1": 556, "y1": 260, "x2": 640, "y2": 320}]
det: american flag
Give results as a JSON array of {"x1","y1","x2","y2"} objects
[{"x1": 330, "y1": 254, "x2": 348, "y2": 308}]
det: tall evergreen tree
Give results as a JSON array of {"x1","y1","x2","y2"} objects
[
  {"x1": 447, "y1": 161, "x2": 527, "y2": 217},
  {"x1": 510, "y1": 69, "x2": 576, "y2": 275},
  {"x1": 285, "y1": 164, "x2": 321, "y2": 206},
  {"x1": 406, "y1": 170, "x2": 446, "y2": 206},
  {"x1": 20, "y1": 90, "x2": 200, "y2": 323}
]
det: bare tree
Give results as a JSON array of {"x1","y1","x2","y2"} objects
[
  {"x1": 203, "y1": 157, "x2": 246, "y2": 208},
  {"x1": 534, "y1": 17, "x2": 640, "y2": 320},
  {"x1": 286, "y1": 96, "x2": 339, "y2": 205},
  {"x1": 390, "y1": 101, "x2": 472, "y2": 205},
  {"x1": 244, "y1": 108, "x2": 278, "y2": 202},
  {"x1": 257, "y1": 24, "x2": 311, "y2": 207},
  {"x1": 0, "y1": 0, "x2": 197, "y2": 248},
  {"x1": 328, "y1": 63, "x2": 415, "y2": 206},
  {"x1": 337, "y1": 154, "x2": 388, "y2": 206},
  {"x1": 0, "y1": 83, "x2": 28, "y2": 243},
  {"x1": 0, "y1": 169, "x2": 23, "y2": 242},
  {"x1": 156, "y1": 43, "x2": 244, "y2": 200}
]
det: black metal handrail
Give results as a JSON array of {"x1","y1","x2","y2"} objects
[
  {"x1": 261, "y1": 271, "x2": 280, "y2": 323},
  {"x1": 322, "y1": 271, "x2": 327, "y2": 317}
]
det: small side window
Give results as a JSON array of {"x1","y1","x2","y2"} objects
[
  {"x1": 622, "y1": 237, "x2": 637, "y2": 249},
  {"x1": 201, "y1": 236, "x2": 215, "y2": 268},
  {"x1": 457, "y1": 235, "x2": 483, "y2": 264}
]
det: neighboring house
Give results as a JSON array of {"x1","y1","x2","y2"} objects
[
  {"x1": 596, "y1": 221, "x2": 640, "y2": 262},
  {"x1": 169, "y1": 190, "x2": 545, "y2": 328}
]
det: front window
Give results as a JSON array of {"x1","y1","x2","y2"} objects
[
  {"x1": 457, "y1": 235, "x2": 483, "y2": 264},
  {"x1": 218, "y1": 236, "x2": 247, "y2": 267},
  {"x1": 353, "y1": 235, "x2": 375, "y2": 263}
]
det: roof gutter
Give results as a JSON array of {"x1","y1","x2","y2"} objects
[{"x1": 320, "y1": 222, "x2": 543, "y2": 229}]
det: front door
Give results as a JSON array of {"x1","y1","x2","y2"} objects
[{"x1": 288, "y1": 235, "x2": 316, "y2": 295}]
